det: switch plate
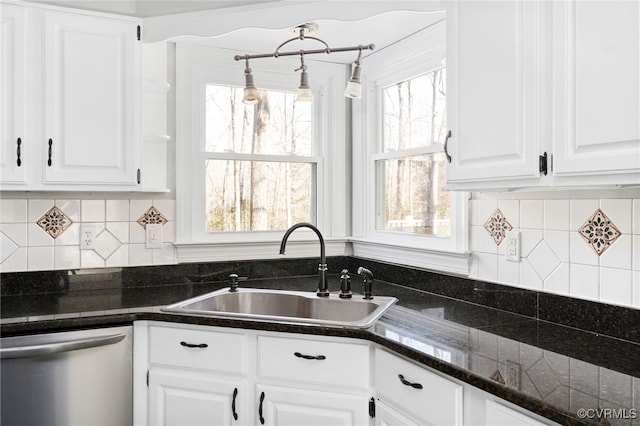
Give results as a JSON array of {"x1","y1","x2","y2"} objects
[
  {"x1": 145, "y1": 223, "x2": 162, "y2": 249},
  {"x1": 505, "y1": 231, "x2": 520, "y2": 262},
  {"x1": 79, "y1": 225, "x2": 96, "y2": 250}
]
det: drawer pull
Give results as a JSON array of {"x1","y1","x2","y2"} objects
[
  {"x1": 180, "y1": 341, "x2": 208, "y2": 349},
  {"x1": 16, "y1": 138, "x2": 22, "y2": 167},
  {"x1": 47, "y1": 138, "x2": 53, "y2": 166},
  {"x1": 232, "y1": 387, "x2": 238, "y2": 421},
  {"x1": 258, "y1": 391, "x2": 265, "y2": 425},
  {"x1": 294, "y1": 351, "x2": 326, "y2": 360},
  {"x1": 398, "y1": 374, "x2": 423, "y2": 389}
]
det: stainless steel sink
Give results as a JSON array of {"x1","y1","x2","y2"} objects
[{"x1": 162, "y1": 288, "x2": 397, "y2": 329}]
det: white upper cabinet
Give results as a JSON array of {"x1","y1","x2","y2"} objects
[
  {"x1": 446, "y1": 0, "x2": 543, "y2": 187},
  {"x1": 42, "y1": 11, "x2": 140, "y2": 187},
  {"x1": 447, "y1": 0, "x2": 640, "y2": 190},
  {"x1": 0, "y1": 4, "x2": 146, "y2": 191},
  {"x1": 0, "y1": 4, "x2": 28, "y2": 186},
  {"x1": 551, "y1": 0, "x2": 640, "y2": 182}
]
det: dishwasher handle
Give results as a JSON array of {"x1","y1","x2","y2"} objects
[{"x1": 0, "y1": 333, "x2": 127, "y2": 359}]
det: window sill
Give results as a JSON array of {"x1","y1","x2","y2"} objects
[
  {"x1": 174, "y1": 238, "x2": 350, "y2": 263},
  {"x1": 349, "y1": 237, "x2": 470, "y2": 276}
]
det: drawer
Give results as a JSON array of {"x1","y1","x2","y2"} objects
[
  {"x1": 257, "y1": 335, "x2": 369, "y2": 388},
  {"x1": 374, "y1": 348, "x2": 463, "y2": 425},
  {"x1": 149, "y1": 324, "x2": 247, "y2": 375}
]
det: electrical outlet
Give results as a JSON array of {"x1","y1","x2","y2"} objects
[
  {"x1": 505, "y1": 231, "x2": 520, "y2": 262},
  {"x1": 145, "y1": 223, "x2": 163, "y2": 249},
  {"x1": 79, "y1": 225, "x2": 96, "y2": 250}
]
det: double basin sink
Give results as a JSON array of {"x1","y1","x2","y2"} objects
[{"x1": 163, "y1": 287, "x2": 397, "y2": 329}]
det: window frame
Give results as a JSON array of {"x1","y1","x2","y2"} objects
[
  {"x1": 350, "y1": 20, "x2": 470, "y2": 274},
  {"x1": 175, "y1": 43, "x2": 349, "y2": 262}
]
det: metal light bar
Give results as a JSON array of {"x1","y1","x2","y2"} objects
[{"x1": 233, "y1": 43, "x2": 375, "y2": 62}]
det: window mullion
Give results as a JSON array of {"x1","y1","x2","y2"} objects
[{"x1": 203, "y1": 152, "x2": 320, "y2": 164}]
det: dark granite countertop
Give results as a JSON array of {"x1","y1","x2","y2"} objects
[{"x1": 2, "y1": 274, "x2": 639, "y2": 426}]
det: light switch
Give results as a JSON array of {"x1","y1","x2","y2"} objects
[{"x1": 145, "y1": 223, "x2": 163, "y2": 249}]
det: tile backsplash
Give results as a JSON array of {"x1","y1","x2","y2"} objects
[
  {"x1": 470, "y1": 195, "x2": 640, "y2": 309},
  {"x1": 0, "y1": 198, "x2": 176, "y2": 272}
]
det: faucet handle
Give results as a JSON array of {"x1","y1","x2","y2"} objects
[
  {"x1": 339, "y1": 269, "x2": 352, "y2": 299},
  {"x1": 228, "y1": 274, "x2": 247, "y2": 292}
]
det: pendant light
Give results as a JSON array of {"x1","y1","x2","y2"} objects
[{"x1": 234, "y1": 24, "x2": 374, "y2": 101}]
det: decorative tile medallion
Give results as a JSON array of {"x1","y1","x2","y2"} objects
[
  {"x1": 136, "y1": 206, "x2": 168, "y2": 229},
  {"x1": 36, "y1": 206, "x2": 72, "y2": 238},
  {"x1": 490, "y1": 369, "x2": 506, "y2": 385},
  {"x1": 483, "y1": 208, "x2": 513, "y2": 245},
  {"x1": 578, "y1": 208, "x2": 621, "y2": 256}
]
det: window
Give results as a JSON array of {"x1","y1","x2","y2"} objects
[
  {"x1": 350, "y1": 20, "x2": 468, "y2": 274},
  {"x1": 375, "y1": 69, "x2": 449, "y2": 236},
  {"x1": 176, "y1": 44, "x2": 348, "y2": 260},
  {"x1": 204, "y1": 85, "x2": 316, "y2": 232}
]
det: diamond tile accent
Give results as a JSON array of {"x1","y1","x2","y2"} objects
[
  {"x1": 36, "y1": 206, "x2": 72, "y2": 239},
  {"x1": 578, "y1": 209, "x2": 621, "y2": 256},
  {"x1": 136, "y1": 206, "x2": 167, "y2": 229},
  {"x1": 484, "y1": 208, "x2": 513, "y2": 245},
  {"x1": 94, "y1": 230, "x2": 122, "y2": 260},
  {"x1": 528, "y1": 241, "x2": 561, "y2": 280},
  {"x1": 0, "y1": 232, "x2": 19, "y2": 263}
]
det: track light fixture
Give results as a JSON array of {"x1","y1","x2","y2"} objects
[{"x1": 234, "y1": 23, "x2": 374, "y2": 103}]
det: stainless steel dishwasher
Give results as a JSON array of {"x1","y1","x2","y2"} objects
[{"x1": 1, "y1": 325, "x2": 133, "y2": 426}]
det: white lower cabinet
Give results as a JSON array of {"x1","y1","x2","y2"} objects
[
  {"x1": 149, "y1": 369, "x2": 245, "y2": 426},
  {"x1": 373, "y1": 348, "x2": 464, "y2": 426},
  {"x1": 134, "y1": 321, "x2": 558, "y2": 426}
]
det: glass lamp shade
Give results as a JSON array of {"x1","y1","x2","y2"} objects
[
  {"x1": 243, "y1": 87, "x2": 260, "y2": 104},
  {"x1": 344, "y1": 81, "x2": 362, "y2": 98},
  {"x1": 295, "y1": 87, "x2": 313, "y2": 102}
]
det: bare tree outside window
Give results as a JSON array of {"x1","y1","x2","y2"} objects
[
  {"x1": 377, "y1": 68, "x2": 450, "y2": 236},
  {"x1": 205, "y1": 86, "x2": 314, "y2": 232}
]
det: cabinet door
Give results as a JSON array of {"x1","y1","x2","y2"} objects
[
  {"x1": 552, "y1": 1, "x2": 640, "y2": 181},
  {"x1": 148, "y1": 369, "x2": 244, "y2": 426},
  {"x1": 373, "y1": 400, "x2": 420, "y2": 426},
  {"x1": 485, "y1": 400, "x2": 549, "y2": 426},
  {"x1": 256, "y1": 384, "x2": 369, "y2": 426},
  {"x1": 447, "y1": 0, "x2": 542, "y2": 186},
  {"x1": 43, "y1": 11, "x2": 139, "y2": 186},
  {"x1": 0, "y1": 4, "x2": 28, "y2": 186}
]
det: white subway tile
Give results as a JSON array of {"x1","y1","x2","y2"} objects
[
  {"x1": 633, "y1": 199, "x2": 640, "y2": 235},
  {"x1": 80, "y1": 250, "x2": 105, "y2": 268},
  {"x1": 0, "y1": 199, "x2": 27, "y2": 223},
  {"x1": 106, "y1": 245, "x2": 129, "y2": 267},
  {"x1": 498, "y1": 199, "x2": 519, "y2": 228},
  {"x1": 27, "y1": 199, "x2": 54, "y2": 222},
  {"x1": 27, "y1": 246, "x2": 54, "y2": 271},
  {"x1": 0, "y1": 232, "x2": 19, "y2": 263},
  {"x1": 129, "y1": 222, "x2": 145, "y2": 244},
  {"x1": 520, "y1": 200, "x2": 543, "y2": 229},
  {"x1": 106, "y1": 222, "x2": 129, "y2": 244},
  {"x1": 27, "y1": 223, "x2": 54, "y2": 246},
  {"x1": 520, "y1": 260, "x2": 543, "y2": 290},
  {"x1": 106, "y1": 200, "x2": 130, "y2": 222},
  {"x1": 544, "y1": 263, "x2": 570, "y2": 295},
  {"x1": 476, "y1": 253, "x2": 498, "y2": 282},
  {"x1": 599, "y1": 267, "x2": 633, "y2": 307},
  {"x1": 520, "y1": 229, "x2": 543, "y2": 257},
  {"x1": 477, "y1": 225, "x2": 499, "y2": 254},
  {"x1": 130, "y1": 243, "x2": 153, "y2": 266},
  {"x1": 54, "y1": 200, "x2": 80, "y2": 222},
  {"x1": 130, "y1": 199, "x2": 152, "y2": 222},
  {"x1": 633, "y1": 271, "x2": 640, "y2": 307},
  {"x1": 570, "y1": 264, "x2": 599, "y2": 301},
  {"x1": 54, "y1": 246, "x2": 80, "y2": 269},
  {"x1": 0, "y1": 247, "x2": 27, "y2": 272},
  {"x1": 544, "y1": 230, "x2": 569, "y2": 263},
  {"x1": 528, "y1": 240, "x2": 561, "y2": 280},
  {"x1": 633, "y1": 235, "x2": 640, "y2": 271},
  {"x1": 599, "y1": 235, "x2": 632, "y2": 270},
  {"x1": 153, "y1": 243, "x2": 176, "y2": 265},
  {"x1": 162, "y1": 221, "x2": 175, "y2": 243},
  {"x1": 569, "y1": 233, "x2": 599, "y2": 266},
  {"x1": 544, "y1": 200, "x2": 570, "y2": 231},
  {"x1": 498, "y1": 256, "x2": 520, "y2": 286},
  {"x1": 153, "y1": 199, "x2": 176, "y2": 221},
  {"x1": 570, "y1": 200, "x2": 598, "y2": 231},
  {"x1": 600, "y1": 199, "x2": 632, "y2": 234},
  {"x1": 0, "y1": 223, "x2": 27, "y2": 246},
  {"x1": 81, "y1": 200, "x2": 105, "y2": 222},
  {"x1": 54, "y1": 223, "x2": 79, "y2": 246}
]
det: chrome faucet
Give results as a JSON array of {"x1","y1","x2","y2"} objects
[{"x1": 279, "y1": 222, "x2": 329, "y2": 297}]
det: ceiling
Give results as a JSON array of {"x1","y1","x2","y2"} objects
[{"x1": 24, "y1": 0, "x2": 445, "y2": 64}]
